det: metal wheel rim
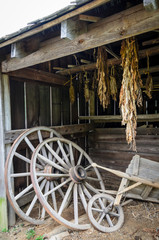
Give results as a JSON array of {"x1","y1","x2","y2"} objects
[
  {"x1": 87, "y1": 193, "x2": 124, "y2": 232},
  {"x1": 5, "y1": 126, "x2": 62, "y2": 225},
  {"x1": 31, "y1": 137, "x2": 105, "y2": 230}
]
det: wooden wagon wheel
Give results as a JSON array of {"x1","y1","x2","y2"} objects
[
  {"x1": 30, "y1": 137, "x2": 105, "y2": 230},
  {"x1": 5, "y1": 126, "x2": 63, "y2": 225},
  {"x1": 87, "y1": 193, "x2": 124, "y2": 232}
]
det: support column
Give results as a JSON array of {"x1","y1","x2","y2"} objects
[
  {"x1": 2, "y1": 74, "x2": 16, "y2": 226},
  {"x1": 0, "y1": 72, "x2": 8, "y2": 230}
]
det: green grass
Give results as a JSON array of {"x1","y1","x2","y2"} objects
[{"x1": 26, "y1": 229, "x2": 35, "y2": 239}]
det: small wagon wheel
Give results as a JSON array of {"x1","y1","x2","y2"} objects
[
  {"x1": 31, "y1": 137, "x2": 105, "y2": 230},
  {"x1": 5, "y1": 126, "x2": 62, "y2": 225},
  {"x1": 87, "y1": 193, "x2": 124, "y2": 232}
]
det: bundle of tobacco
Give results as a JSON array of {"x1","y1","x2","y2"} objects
[
  {"x1": 110, "y1": 66, "x2": 117, "y2": 101},
  {"x1": 145, "y1": 55, "x2": 153, "y2": 99},
  {"x1": 97, "y1": 46, "x2": 110, "y2": 109},
  {"x1": 84, "y1": 72, "x2": 90, "y2": 102},
  {"x1": 119, "y1": 38, "x2": 143, "y2": 151},
  {"x1": 69, "y1": 75, "x2": 75, "y2": 104}
]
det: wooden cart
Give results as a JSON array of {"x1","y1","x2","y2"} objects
[{"x1": 87, "y1": 155, "x2": 159, "y2": 232}]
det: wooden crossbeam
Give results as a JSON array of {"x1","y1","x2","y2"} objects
[
  {"x1": 79, "y1": 114, "x2": 159, "y2": 122},
  {"x1": 79, "y1": 14, "x2": 101, "y2": 22},
  {"x1": 2, "y1": 4, "x2": 159, "y2": 73},
  {"x1": 56, "y1": 46, "x2": 159, "y2": 75},
  {"x1": 0, "y1": 0, "x2": 110, "y2": 49},
  {"x1": 8, "y1": 68, "x2": 68, "y2": 85}
]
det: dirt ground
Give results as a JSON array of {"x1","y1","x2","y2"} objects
[{"x1": 0, "y1": 200, "x2": 159, "y2": 240}]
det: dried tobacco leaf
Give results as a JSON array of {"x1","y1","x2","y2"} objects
[
  {"x1": 145, "y1": 74, "x2": 153, "y2": 98},
  {"x1": 145, "y1": 55, "x2": 153, "y2": 99},
  {"x1": 84, "y1": 80, "x2": 90, "y2": 102},
  {"x1": 119, "y1": 38, "x2": 143, "y2": 151},
  {"x1": 97, "y1": 46, "x2": 110, "y2": 109},
  {"x1": 110, "y1": 66, "x2": 117, "y2": 101},
  {"x1": 69, "y1": 76, "x2": 75, "y2": 104}
]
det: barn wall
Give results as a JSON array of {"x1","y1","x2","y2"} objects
[{"x1": 88, "y1": 128, "x2": 159, "y2": 190}]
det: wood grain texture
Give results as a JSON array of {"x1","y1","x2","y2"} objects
[
  {"x1": 8, "y1": 68, "x2": 68, "y2": 85},
  {"x1": 0, "y1": 0, "x2": 110, "y2": 49},
  {"x1": 2, "y1": 4, "x2": 159, "y2": 72}
]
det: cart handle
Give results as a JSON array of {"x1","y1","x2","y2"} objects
[{"x1": 91, "y1": 163, "x2": 159, "y2": 189}]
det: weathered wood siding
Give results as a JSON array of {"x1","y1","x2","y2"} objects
[{"x1": 88, "y1": 128, "x2": 159, "y2": 190}]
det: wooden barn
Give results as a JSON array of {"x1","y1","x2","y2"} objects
[{"x1": 0, "y1": 0, "x2": 159, "y2": 234}]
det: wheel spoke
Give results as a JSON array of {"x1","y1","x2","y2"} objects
[
  {"x1": 84, "y1": 182, "x2": 104, "y2": 209},
  {"x1": 91, "y1": 207, "x2": 103, "y2": 213},
  {"x1": 86, "y1": 177, "x2": 101, "y2": 182},
  {"x1": 41, "y1": 181, "x2": 50, "y2": 219},
  {"x1": 50, "y1": 181, "x2": 57, "y2": 212},
  {"x1": 82, "y1": 185, "x2": 99, "y2": 209},
  {"x1": 58, "y1": 181, "x2": 74, "y2": 216},
  {"x1": 85, "y1": 165, "x2": 93, "y2": 171},
  {"x1": 54, "y1": 181, "x2": 64, "y2": 198},
  {"x1": 109, "y1": 211, "x2": 120, "y2": 217},
  {"x1": 26, "y1": 179, "x2": 46, "y2": 216},
  {"x1": 45, "y1": 143, "x2": 69, "y2": 170},
  {"x1": 38, "y1": 153, "x2": 68, "y2": 173},
  {"x1": 10, "y1": 172, "x2": 31, "y2": 177},
  {"x1": 14, "y1": 152, "x2": 43, "y2": 170},
  {"x1": 57, "y1": 140, "x2": 71, "y2": 167},
  {"x1": 24, "y1": 136, "x2": 35, "y2": 152},
  {"x1": 78, "y1": 184, "x2": 87, "y2": 211},
  {"x1": 98, "y1": 212, "x2": 105, "y2": 224},
  {"x1": 37, "y1": 130, "x2": 47, "y2": 158},
  {"x1": 69, "y1": 143, "x2": 75, "y2": 167},
  {"x1": 44, "y1": 178, "x2": 71, "y2": 197},
  {"x1": 73, "y1": 184, "x2": 78, "y2": 224},
  {"x1": 77, "y1": 151, "x2": 83, "y2": 165},
  {"x1": 36, "y1": 173, "x2": 69, "y2": 178},
  {"x1": 106, "y1": 214, "x2": 114, "y2": 227},
  {"x1": 15, "y1": 177, "x2": 44, "y2": 200}
]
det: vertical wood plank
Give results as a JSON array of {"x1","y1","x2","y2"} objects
[
  {"x1": 2, "y1": 74, "x2": 16, "y2": 226},
  {"x1": 52, "y1": 87, "x2": 61, "y2": 126},
  {"x1": 39, "y1": 85, "x2": 50, "y2": 126},
  {"x1": 26, "y1": 82, "x2": 39, "y2": 127},
  {"x1": 0, "y1": 72, "x2": 8, "y2": 230}
]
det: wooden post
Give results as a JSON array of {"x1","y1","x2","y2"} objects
[
  {"x1": 2, "y1": 74, "x2": 16, "y2": 226},
  {"x1": 0, "y1": 72, "x2": 8, "y2": 230}
]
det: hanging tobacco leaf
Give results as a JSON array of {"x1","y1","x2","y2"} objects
[
  {"x1": 84, "y1": 72, "x2": 90, "y2": 102},
  {"x1": 145, "y1": 74, "x2": 153, "y2": 98},
  {"x1": 145, "y1": 55, "x2": 153, "y2": 99},
  {"x1": 119, "y1": 38, "x2": 143, "y2": 151},
  {"x1": 69, "y1": 75, "x2": 75, "y2": 104},
  {"x1": 97, "y1": 46, "x2": 110, "y2": 109},
  {"x1": 110, "y1": 66, "x2": 117, "y2": 101}
]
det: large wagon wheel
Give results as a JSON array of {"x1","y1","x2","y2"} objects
[
  {"x1": 87, "y1": 193, "x2": 124, "y2": 232},
  {"x1": 5, "y1": 126, "x2": 62, "y2": 225},
  {"x1": 30, "y1": 137, "x2": 105, "y2": 230}
]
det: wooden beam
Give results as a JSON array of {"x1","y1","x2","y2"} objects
[
  {"x1": 142, "y1": 37, "x2": 159, "y2": 46},
  {"x1": 79, "y1": 14, "x2": 101, "y2": 22},
  {"x1": 57, "y1": 45, "x2": 159, "y2": 75},
  {"x1": 2, "y1": 74, "x2": 16, "y2": 226},
  {"x1": 61, "y1": 17, "x2": 87, "y2": 40},
  {"x1": 0, "y1": 73, "x2": 8, "y2": 230},
  {"x1": 8, "y1": 68, "x2": 68, "y2": 85},
  {"x1": 79, "y1": 114, "x2": 159, "y2": 122},
  {"x1": 5, "y1": 123, "x2": 94, "y2": 144},
  {"x1": 2, "y1": 4, "x2": 159, "y2": 73},
  {"x1": 140, "y1": 65, "x2": 159, "y2": 74},
  {"x1": 143, "y1": 0, "x2": 159, "y2": 11},
  {"x1": 0, "y1": 0, "x2": 110, "y2": 49}
]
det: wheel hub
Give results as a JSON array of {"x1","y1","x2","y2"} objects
[{"x1": 69, "y1": 165, "x2": 87, "y2": 183}]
